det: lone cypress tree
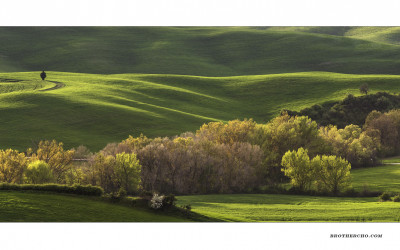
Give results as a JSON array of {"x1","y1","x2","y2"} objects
[{"x1": 40, "y1": 70, "x2": 46, "y2": 81}]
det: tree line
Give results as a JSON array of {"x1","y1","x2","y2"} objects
[{"x1": 1, "y1": 108, "x2": 399, "y2": 195}]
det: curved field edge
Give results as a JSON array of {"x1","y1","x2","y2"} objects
[
  {"x1": 176, "y1": 194, "x2": 400, "y2": 222},
  {"x1": 2, "y1": 71, "x2": 400, "y2": 151},
  {"x1": 0, "y1": 191, "x2": 190, "y2": 222}
]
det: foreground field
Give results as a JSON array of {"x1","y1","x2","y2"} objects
[
  {"x1": 177, "y1": 160, "x2": 400, "y2": 222},
  {"x1": 2, "y1": 71, "x2": 400, "y2": 151},
  {"x1": 0, "y1": 191, "x2": 189, "y2": 222},
  {"x1": 176, "y1": 194, "x2": 400, "y2": 222}
]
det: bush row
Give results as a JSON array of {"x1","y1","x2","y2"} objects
[{"x1": 0, "y1": 183, "x2": 103, "y2": 196}]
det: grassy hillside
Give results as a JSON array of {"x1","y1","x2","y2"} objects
[
  {"x1": 267, "y1": 26, "x2": 400, "y2": 45},
  {"x1": 0, "y1": 191, "x2": 189, "y2": 222},
  {"x1": 176, "y1": 193, "x2": 400, "y2": 222},
  {"x1": 352, "y1": 164, "x2": 400, "y2": 193},
  {"x1": 2, "y1": 71, "x2": 400, "y2": 151},
  {"x1": 3, "y1": 27, "x2": 400, "y2": 75}
]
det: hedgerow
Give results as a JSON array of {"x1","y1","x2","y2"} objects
[{"x1": 0, "y1": 183, "x2": 103, "y2": 196}]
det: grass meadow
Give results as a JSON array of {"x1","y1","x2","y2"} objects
[
  {"x1": 352, "y1": 164, "x2": 400, "y2": 193},
  {"x1": 176, "y1": 194, "x2": 400, "y2": 222}
]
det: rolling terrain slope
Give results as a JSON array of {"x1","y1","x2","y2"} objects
[
  {"x1": 2, "y1": 27, "x2": 400, "y2": 75},
  {"x1": 0, "y1": 191, "x2": 189, "y2": 222},
  {"x1": 1, "y1": 71, "x2": 400, "y2": 151}
]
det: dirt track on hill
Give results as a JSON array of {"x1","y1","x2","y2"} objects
[{"x1": 39, "y1": 81, "x2": 65, "y2": 91}]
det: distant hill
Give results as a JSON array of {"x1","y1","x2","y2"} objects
[{"x1": 2, "y1": 27, "x2": 400, "y2": 75}]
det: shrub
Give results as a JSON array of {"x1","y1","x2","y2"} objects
[
  {"x1": 149, "y1": 193, "x2": 164, "y2": 210},
  {"x1": 379, "y1": 192, "x2": 392, "y2": 202},
  {"x1": 182, "y1": 204, "x2": 191, "y2": 211},
  {"x1": 393, "y1": 195, "x2": 400, "y2": 202},
  {"x1": 359, "y1": 83, "x2": 369, "y2": 95},
  {"x1": 180, "y1": 204, "x2": 192, "y2": 215},
  {"x1": 24, "y1": 160, "x2": 54, "y2": 184},
  {"x1": 162, "y1": 194, "x2": 176, "y2": 208},
  {"x1": 117, "y1": 187, "x2": 127, "y2": 198}
]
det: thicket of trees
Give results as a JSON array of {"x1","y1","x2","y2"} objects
[
  {"x1": 364, "y1": 109, "x2": 400, "y2": 156},
  {"x1": 286, "y1": 92, "x2": 400, "y2": 128},
  {"x1": 281, "y1": 148, "x2": 351, "y2": 194},
  {"x1": 1, "y1": 106, "x2": 399, "y2": 196}
]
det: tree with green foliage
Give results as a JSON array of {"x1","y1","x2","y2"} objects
[
  {"x1": 0, "y1": 149, "x2": 27, "y2": 183},
  {"x1": 115, "y1": 152, "x2": 142, "y2": 194},
  {"x1": 359, "y1": 83, "x2": 369, "y2": 95},
  {"x1": 197, "y1": 119, "x2": 257, "y2": 145},
  {"x1": 319, "y1": 124, "x2": 379, "y2": 167},
  {"x1": 281, "y1": 148, "x2": 314, "y2": 192},
  {"x1": 311, "y1": 155, "x2": 351, "y2": 194},
  {"x1": 364, "y1": 109, "x2": 400, "y2": 156},
  {"x1": 32, "y1": 140, "x2": 75, "y2": 183},
  {"x1": 252, "y1": 113, "x2": 327, "y2": 184},
  {"x1": 89, "y1": 153, "x2": 118, "y2": 193},
  {"x1": 24, "y1": 160, "x2": 54, "y2": 184}
]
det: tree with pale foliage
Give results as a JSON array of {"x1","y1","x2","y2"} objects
[
  {"x1": 197, "y1": 119, "x2": 257, "y2": 145},
  {"x1": 281, "y1": 147, "x2": 314, "y2": 192},
  {"x1": 89, "y1": 153, "x2": 117, "y2": 193},
  {"x1": 311, "y1": 155, "x2": 351, "y2": 194},
  {"x1": 31, "y1": 140, "x2": 75, "y2": 183},
  {"x1": 254, "y1": 113, "x2": 326, "y2": 168},
  {"x1": 115, "y1": 152, "x2": 142, "y2": 193},
  {"x1": 0, "y1": 149, "x2": 27, "y2": 183},
  {"x1": 319, "y1": 124, "x2": 379, "y2": 167}
]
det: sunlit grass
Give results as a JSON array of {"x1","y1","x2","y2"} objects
[
  {"x1": 2, "y1": 71, "x2": 400, "y2": 151},
  {"x1": 176, "y1": 193, "x2": 400, "y2": 222},
  {"x1": 352, "y1": 164, "x2": 400, "y2": 193},
  {"x1": 382, "y1": 156, "x2": 400, "y2": 164}
]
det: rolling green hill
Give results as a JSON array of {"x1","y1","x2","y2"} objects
[
  {"x1": 0, "y1": 191, "x2": 189, "y2": 222},
  {"x1": 3, "y1": 27, "x2": 400, "y2": 150},
  {"x1": 2, "y1": 71, "x2": 400, "y2": 151},
  {"x1": 2, "y1": 27, "x2": 400, "y2": 76}
]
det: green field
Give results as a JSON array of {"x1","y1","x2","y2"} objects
[
  {"x1": 382, "y1": 156, "x2": 400, "y2": 164},
  {"x1": 0, "y1": 191, "x2": 189, "y2": 222},
  {"x1": 176, "y1": 193, "x2": 400, "y2": 222},
  {"x1": 174, "y1": 163, "x2": 400, "y2": 222},
  {"x1": 2, "y1": 71, "x2": 400, "y2": 151},
  {"x1": 352, "y1": 164, "x2": 400, "y2": 193}
]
